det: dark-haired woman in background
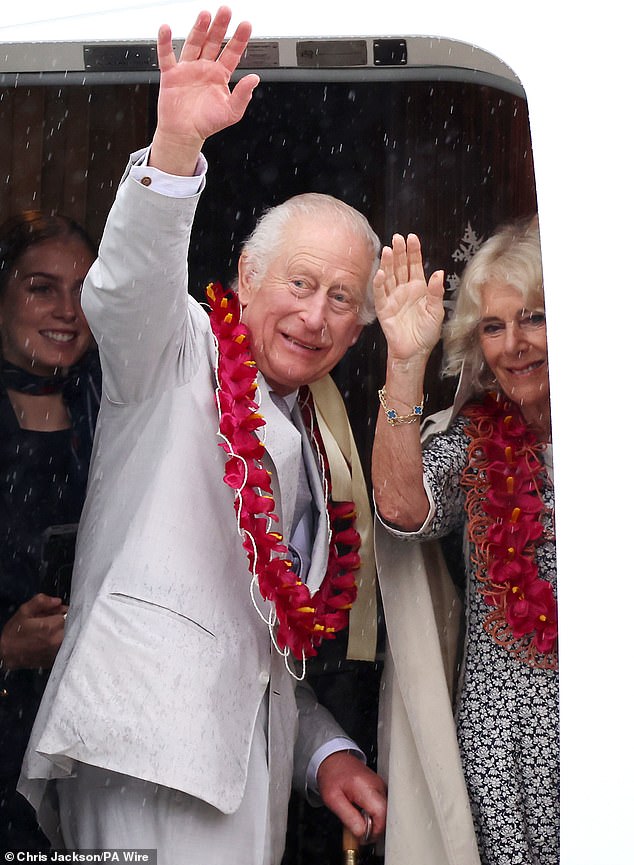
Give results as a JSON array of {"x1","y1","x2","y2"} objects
[{"x1": 0, "y1": 212, "x2": 99, "y2": 850}]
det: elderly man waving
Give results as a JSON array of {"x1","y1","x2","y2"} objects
[{"x1": 19, "y1": 8, "x2": 386, "y2": 864}]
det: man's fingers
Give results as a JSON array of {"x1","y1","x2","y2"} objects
[
  {"x1": 158, "y1": 10, "x2": 253, "y2": 79},
  {"x1": 340, "y1": 795, "x2": 386, "y2": 844},
  {"x1": 198, "y1": 7, "x2": 242, "y2": 61},
  {"x1": 362, "y1": 790, "x2": 388, "y2": 839},
  {"x1": 156, "y1": 24, "x2": 177, "y2": 73},
  {"x1": 329, "y1": 792, "x2": 367, "y2": 839},
  {"x1": 178, "y1": 10, "x2": 215, "y2": 63},
  {"x1": 216, "y1": 19, "x2": 253, "y2": 73},
  {"x1": 228, "y1": 73, "x2": 260, "y2": 120}
]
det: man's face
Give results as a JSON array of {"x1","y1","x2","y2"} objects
[{"x1": 238, "y1": 215, "x2": 370, "y2": 395}]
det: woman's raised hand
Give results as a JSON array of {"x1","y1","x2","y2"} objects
[{"x1": 373, "y1": 233, "x2": 445, "y2": 362}]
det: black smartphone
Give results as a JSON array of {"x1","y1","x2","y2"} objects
[{"x1": 39, "y1": 523, "x2": 78, "y2": 605}]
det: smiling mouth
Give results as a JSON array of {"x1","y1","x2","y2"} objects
[
  {"x1": 507, "y1": 360, "x2": 544, "y2": 376},
  {"x1": 285, "y1": 335, "x2": 321, "y2": 351},
  {"x1": 41, "y1": 330, "x2": 76, "y2": 344}
]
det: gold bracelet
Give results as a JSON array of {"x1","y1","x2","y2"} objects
[{"x1": 378, "y1": 387, "x2": 424, "y2": 426}]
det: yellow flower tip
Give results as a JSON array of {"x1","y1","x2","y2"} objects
[
  {"x1": 342, "y1": 603, "x2": 353, "y2": 610},
  {"x1": 313, "y1": 624, "x2": 336, "y2": 634},
  {"x1": 510, "y1": 506, "x2": 521, "y2": 523},
  {"x1": 220, "y1": 297, "x2": 228, "y2": 308},
  {"x1": 297, "y1": 606, "x2": 316, "y2": 614},
  {"x1": 506, "y1": 476, "x2": 515, "y2": 494},
  {"x1": 539, "y1": 614, "x2": 547, "y2": 622},
  {"x1": 505, "y1": 446, "x2": 514, "y2": 462},
  {"x1": 504, "y1": 414, "x2": 513, "y2": 426},
  {"x1": 206, "y1": 285, "x2": 216, "y2": 302},
  {"x1": 252, "y1": 413, "x2": 264, "y2": 421},
  {"x1": 245, "y1": 360, "x2": 257, "y2": 368},
  {"x1": 270, "y1": 532, "x2": 283, "y2": 541},
  {"x1": 235, "y1": 333, "x2": 246, "y2": 344},
  {"x1": 512, "y1": 585, "x2": 521, "y2": 594},
  {"x1": 223, "y1": 312, "x2": 234, "y2": 325},
  {"x1": 507, "y1": 546, "x2": 515, "y2": 558}
]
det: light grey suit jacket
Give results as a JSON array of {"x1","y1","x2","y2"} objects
[{"x1": 19, "y1": 154, "x2": 348, "y2": 860}]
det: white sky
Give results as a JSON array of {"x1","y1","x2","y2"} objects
[{"x1": 2, "y1": 2, "x2": 429, "y2": 41}]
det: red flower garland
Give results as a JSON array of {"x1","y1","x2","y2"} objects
[
  {"x1": 206, "y1": 282, "x2": 360, "y2": 660},
  {"x1": 462, "y1": 393, "x2": 557, "y2": 669}
]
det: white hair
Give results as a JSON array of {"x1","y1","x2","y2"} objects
[
  {"x1": 443, "y1": 215, "x2": 543, "y2": 392},
  {"x1": 238, "y1": 192, "x2": 380, "y2": 324}
]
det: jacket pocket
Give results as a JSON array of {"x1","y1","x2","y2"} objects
[{"x1": 108, "y1": 591, "x2": 217, "y2": 640}]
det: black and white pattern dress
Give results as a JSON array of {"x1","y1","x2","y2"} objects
[{"x1": 421, "y1": 413, "x2": 559, "y2": 865}]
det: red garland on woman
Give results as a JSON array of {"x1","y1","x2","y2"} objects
[
  {"x1": 207, "y1": 282, "x2": 361, "y2": 660},
  {"x1": 462, "y1": 393, "x2": 557, "y2": 669}
]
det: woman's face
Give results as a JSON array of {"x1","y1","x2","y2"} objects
[
  {"x1": 0, "y1": 235, "x2": 94, "y2": 375},
  {"x1": 478, "y1": 281, "x2": 550, "y2": 429}
]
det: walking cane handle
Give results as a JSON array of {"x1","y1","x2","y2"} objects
[{"x1": 342, "y1": 826, "x2": 359, "y2": 864}]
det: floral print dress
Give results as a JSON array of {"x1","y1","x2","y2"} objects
[{"x1": 421, "y1": 411, "x2": 559, "y2": 865}]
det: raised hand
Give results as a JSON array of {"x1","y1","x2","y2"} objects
[
  {"x1": 374, "y1": 233, "x2": 445, "y2": 362},
  {"x1": 150, "y1": 7, "x2": 260, "y2": 175}
]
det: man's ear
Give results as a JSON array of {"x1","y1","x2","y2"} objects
[{"x1": 237, "y1": 253, "x2": 255, "y2": 306}]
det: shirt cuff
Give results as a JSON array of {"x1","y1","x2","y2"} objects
[
  {"x1": 306, "y1": 737, "x2": 365, "y2": 803},
  {"x1": 130, "y1": 149, "x2": 207, "y2": 197}
]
